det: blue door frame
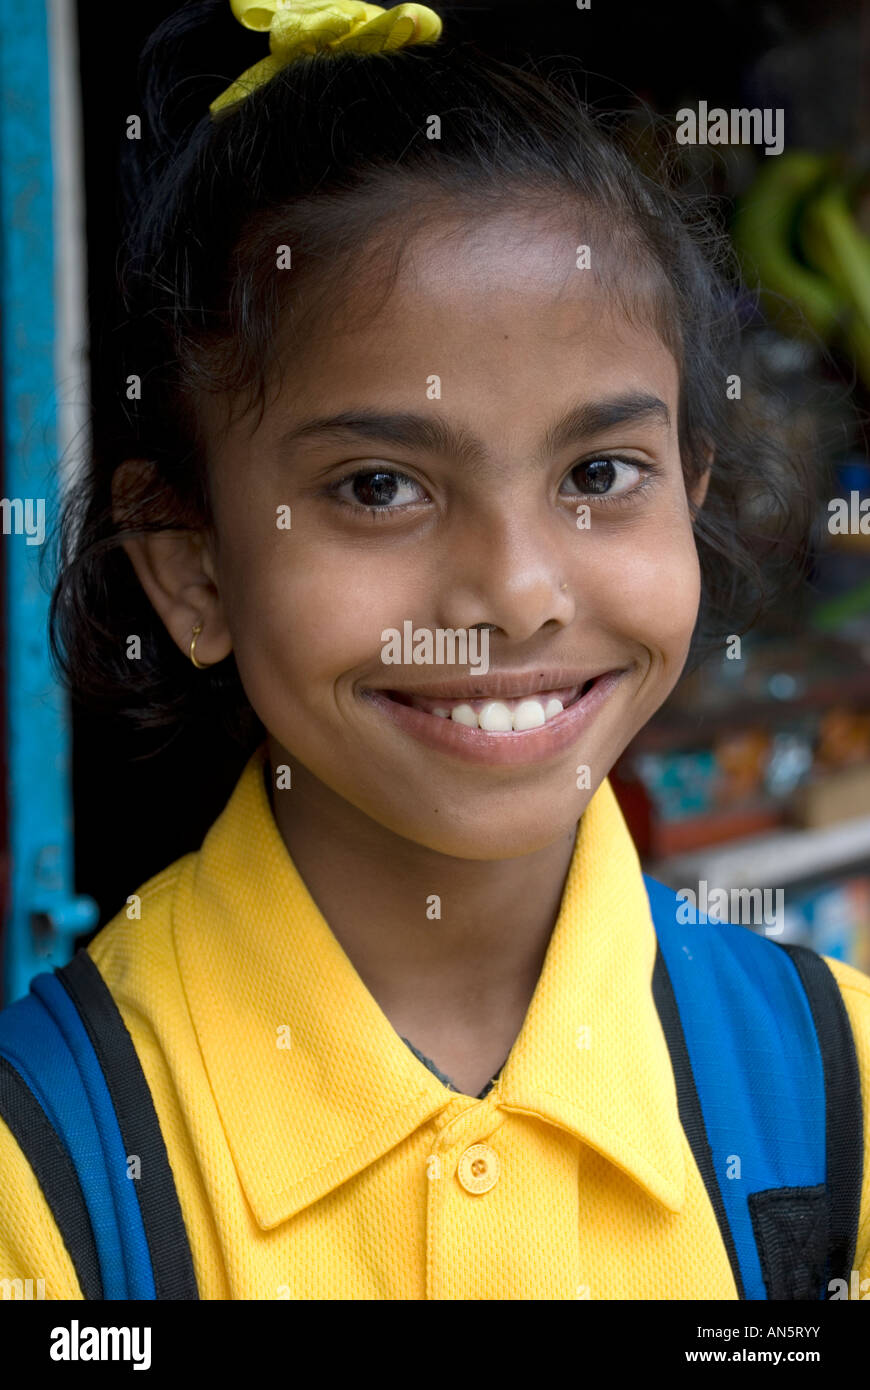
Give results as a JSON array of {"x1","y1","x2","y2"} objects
[{"x1": 0, "y1": 0, "x2": 98, "y2": 1003}]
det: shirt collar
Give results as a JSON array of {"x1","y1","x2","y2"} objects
[{"x1": 174, "y1": 744, "x2": 685, "y2": 1229}]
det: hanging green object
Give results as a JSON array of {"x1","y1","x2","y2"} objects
[
  {"x1": 800, "y1": 172, "x2": 870, "y2": 387},
  {"x1": 732, "y1": 152, "x2": 844, "y2": 340}
]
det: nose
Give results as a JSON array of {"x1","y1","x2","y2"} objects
[{"x1": 440, "y1": 506, "x2": 575, "y2": 643}]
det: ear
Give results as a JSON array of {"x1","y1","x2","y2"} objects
[{"x1": 112, "y1": 460, "x2": 232, "y2": 667}]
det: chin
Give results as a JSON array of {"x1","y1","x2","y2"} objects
[{"x1": 375, "y1": 798, "x2": 591, "y2": 861}]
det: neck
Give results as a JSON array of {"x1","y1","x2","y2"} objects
[{"x1": 264, "y1": 738, "x2": 578, "y2": 1035}]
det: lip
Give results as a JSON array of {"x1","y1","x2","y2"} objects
[
  {"x1": 360, "y1": 669, "x2": 629, "y2": 766},
  {"x1": 364, "y1": 669, "x2": 604, "y2": 702}
]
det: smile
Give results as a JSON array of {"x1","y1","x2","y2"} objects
[
  {"x1": 388, "y1": 683, "x2": 585, "y2": 731},
  {"x1": 360, "y1": 670, "x2": 628, "y2": 766}
]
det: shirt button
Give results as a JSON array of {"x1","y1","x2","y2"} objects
[{"x1": 457, "y1": 1143, "x2": 500, "y2": 1194}]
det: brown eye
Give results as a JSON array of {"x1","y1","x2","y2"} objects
[
  {"x1": 352, "y1": 471, "x2": 401, "y2": 506},
  {"x1": 572, "y1": 459, "x2": 616, "y2": 494},
  {"x1": 330, "y1": 467, "x2": 428, "y2": 514},
  {"x1": 561, "y1": 455, "x2": 648, "y2": 500}
]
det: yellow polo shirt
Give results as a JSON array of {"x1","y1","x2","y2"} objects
[{"x1": 1, "y1": 743, "x2": 869, "y2": 1299}]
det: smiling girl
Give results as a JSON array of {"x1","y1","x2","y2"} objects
[{"x1": 0, "y1": 0, "x2": 868, "y2": 1302}]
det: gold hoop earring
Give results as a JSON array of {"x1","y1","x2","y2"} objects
[{"x1": 189, "y1": 621, "x2": 210, "y2": 669}]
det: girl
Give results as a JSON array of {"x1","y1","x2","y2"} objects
[{"x1": 0, "y1": 0, "x2": 868, "y2": 1301}]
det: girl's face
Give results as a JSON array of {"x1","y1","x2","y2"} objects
[{"x1": 202, "y1": 209, "x2": 707, "y2": 859}]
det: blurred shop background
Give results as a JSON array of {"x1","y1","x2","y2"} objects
[{"x1": 2, "y1": 0, "x2": 870, "y2": 1000}]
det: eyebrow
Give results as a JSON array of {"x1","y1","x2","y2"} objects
[{"x1": 274, "y1": 391, "x2": 671, "y2": 469}]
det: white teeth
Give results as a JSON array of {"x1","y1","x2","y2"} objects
[
  {"x1": 478, "y1": 701, "x2": 514, "y2": 732},
  {"x1": 513, "y1": 700, "x2": 547, "y2": 731},
  {"x1": 447, "y1": 697, "x2": 564, "y2": 732},
  {"x1": 450, "y1": 703, "x2": 478, "y2": 727}
]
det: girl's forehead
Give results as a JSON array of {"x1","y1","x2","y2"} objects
[
  {"x1": 332, "y1": 205, "x2": 652, "y2": 325},
  {"x1": 280, "y1": 214, "x2": 676, "y2": 383},
  {"x1": 207, "y1": 204, "x2": 681, "y2": 453}
]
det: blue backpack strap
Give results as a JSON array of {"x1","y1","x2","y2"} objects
[
  {"x1": 645, "y1": 873, "x2": 863, "y2": 1300},
  {"x1": 0, "y1": 978, "x2": 138, "y2": 1297},
  {"x1": 0, "y1": 1043, "x2": 104, "y2": 1300},
  {"x1": 0, "y1": 950, "x2": 197, "y2": 1300}
]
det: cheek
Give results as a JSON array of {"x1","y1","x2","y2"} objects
[
  {"x1": 590, "y1": 513, "x2": 701, "y2": 657},
  {"x1": 217, "y1": 529, "x2": 403, "y2": 701}
]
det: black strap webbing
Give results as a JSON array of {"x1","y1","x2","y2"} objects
[
  {"x1": 0, "y1": 1053, "x2": 103, "y2": 1300},
  {"x1": 56, "y1": 950, "x2": 199, "y2": 1300},
  {"x1": 777, "y1": 943, "x2": 864, "y2": 1286}
]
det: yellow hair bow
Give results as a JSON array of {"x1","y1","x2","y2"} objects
[{"x1": 210, "y1": 0, "x2": 443, "y2": 116}]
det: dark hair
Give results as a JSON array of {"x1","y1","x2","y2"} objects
[{"x1": 48, "y1": 0, "x2": 815, "y2": 758}]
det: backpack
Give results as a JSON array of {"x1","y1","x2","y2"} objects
[{"x1": 0, "y1": 874, "x2": 862, "y2": 1300}]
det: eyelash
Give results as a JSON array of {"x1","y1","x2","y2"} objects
[{"x1": 324, "y1": 454, "x2": 658, "y2": 520}]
